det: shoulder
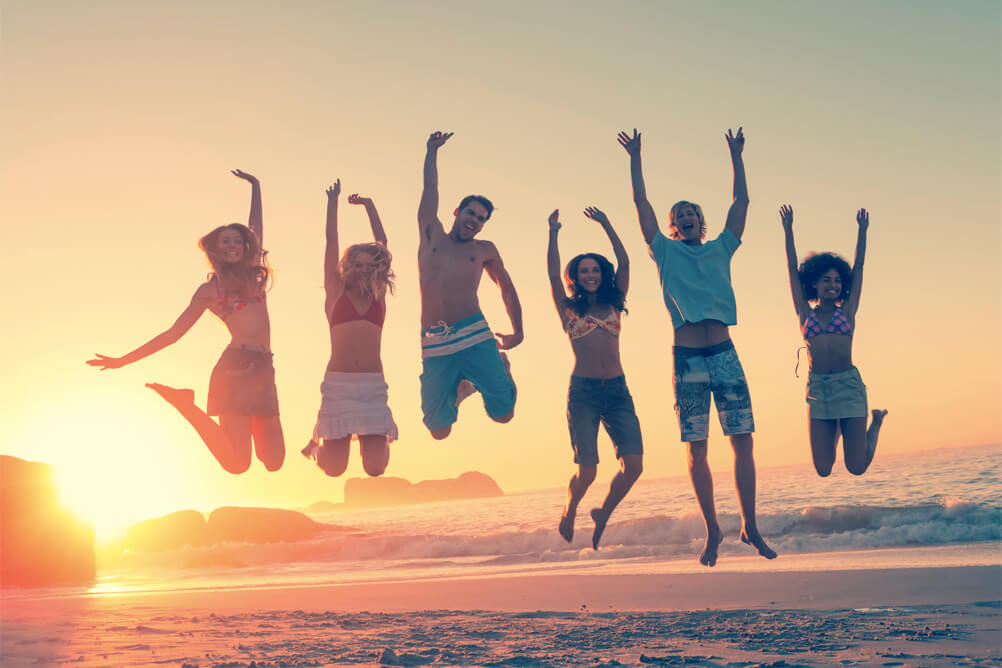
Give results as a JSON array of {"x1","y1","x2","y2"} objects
[
  {"x1": 648, "y1": 229, "x2": 671, "y2": 255},
  {"x1": 194, "y1": 281, "x2": 217, "y2": 300},
  {"x1": 714, "y1": 227, "x2": 741, "y2": 253},
  {"x1": 476, "y1": 239, "x2": 502, "y2": 260}
]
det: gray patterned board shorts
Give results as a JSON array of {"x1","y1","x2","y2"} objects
[{"x1": 672, "y1": 340, "x2": 754, "y2": 442}]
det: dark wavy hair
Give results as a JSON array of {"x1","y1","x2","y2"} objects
[
  {"x1": 457, "y1": 194, "x2": 494, "y2": 221},
  {"x1": 563, "y1": 253, "x2": 626, "y2": 316},
  {"x1": 798, "y1": 251, "x2": 852, "y2": 302}
]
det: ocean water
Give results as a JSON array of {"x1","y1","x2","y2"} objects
[{"x1": 62, "y1": 443, "x2": 1001, "y2": 597}]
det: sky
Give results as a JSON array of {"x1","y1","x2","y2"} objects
[{"x1": 2, "y1": 0, "x2": 999, "y2": 539}]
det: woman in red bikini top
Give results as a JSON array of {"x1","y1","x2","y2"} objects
[
  {"x1": 781, "y1": 204, "x2": 887, "y2": 479},
  {"x1": 87, "y1": 169, "x2": 286, "y2": 475},
  {"x1": 302, "y1": 179, "x2": 397, "y2": 479}
]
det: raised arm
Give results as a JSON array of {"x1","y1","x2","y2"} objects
[
  {"x1": 546, "y1": 209, "x2": 568, "y2": 325},
  {"x1": 484, "y1": 242, "x2": 524, "y2": 350},
  {"x1": 87, "y1": 285, "x2": 214, "y2": 370},
  {"x1": 324, "y1": 180, "x2": 343, "y2": 297},
  {"x1": 418, "y1": 131, "x2": 452, "y2": 245},
  {"x1": 584, "y1": 206, "x2": 630, "y2": 297},
  {"x1": 348, "y1": 193, "x2": 387, "y2": 246},
  {"x1": 617, "y1": 129, "x2": 660, "y2": 245},
  {"x1": 723, "y1": 128, "x2": 749, "y2": 241},
  {"x1": 780, "y1": 205, "x2": 809, "y2": 320},
  {"x1": 232, "y1": 169, "x2": 263, "y2": 244},
  {"x1": 843, "y1": 208, "x2": 869, "y2": 319}
]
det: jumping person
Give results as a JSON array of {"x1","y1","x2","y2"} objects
[
  {"x1": 618, "y1": 127, "x2": 775, "y2": 566},
  {"x1": 548, "y1": 208, "x2": 644, "y2": 550},
  {"x1": 780, "y1": 204, "x2": 887, "y2": 477},
  {"x1": 88, "y1": 169, "x2": 285, "y2": 473},
  {"x1": 302, "y1": 180, "x2": 398, "y2": 477},
  {"x1": 417, "y1": 131, "x2": 521, "y2": 439}
]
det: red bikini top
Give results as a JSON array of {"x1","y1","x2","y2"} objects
[{"x1": 330, "y1": 293, "x2": 385, "y2": 327}]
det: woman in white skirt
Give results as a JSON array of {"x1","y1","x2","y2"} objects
[{"x1": 302, "y1": 179, "x2": 397, "y2": 476}]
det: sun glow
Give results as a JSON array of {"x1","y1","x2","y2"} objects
[{"x1": 17, "y1": 393, "x2": 196, "y2": 543}]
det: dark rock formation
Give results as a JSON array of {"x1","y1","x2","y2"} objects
[
  {"x1": 124, "y1": 510, "x2": 207, "y2": 551},
  {"x1": 343, "y1": 471, "x2": 503, "y2": 508},
  {"x1": 205, "y1": 506, "x2": 322, "y2": 544},
  {"x1": 0, "y1": 455, "x2": 95, "y2": 587}
]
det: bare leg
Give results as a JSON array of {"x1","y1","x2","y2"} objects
[
  {"x1": 687, "y1": 440, "x2": 723, "y2": 566},
  {"x1": 251, "y1": 415, "x2": 285, "y2": 472},
  {"x1": 809, "y1": 417, "x2": 839, "y2": 477},
  {"x1": 316, "y1": 436, "x2": 351, "y2": 477},
  {"x1": 146, "y1": 383, "x2": 252, "y2": 474},
  {"x1": 359, "y1": 434, "x2": 390, "y2": 477},
  {"x1": 590, "y1": 454, "x2": 643, "y2": 550},
  {"x1": 559, "y1": 464, "x2": 596, "y2": 542},
  {"x1": 841, "y1": 410, "x2": 887, "y2": 475},
  {"x1": 730, "y1": 433, "x2": 777, "y2": 560},
  {"x1": 456, "y1": 380, "x2": 476, "y2": 407}
]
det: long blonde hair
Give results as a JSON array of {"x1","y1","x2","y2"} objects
[
  {"x1": 339, "y1": 242, "x2": 394, "y2": 299},
  {"x1": 199, "y1": 223, "x2": 271, "y2": 295}
]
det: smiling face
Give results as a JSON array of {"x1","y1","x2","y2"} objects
[
  {"x1": 670, "y1": 203, "x2": 703, "y2": 242},
  {"x1": 451, "y1": 201, "x2": 490, "y2": 241},
  {"x1": 576, "y1": 257, "x2": 602, "y2": 293},
  {"x1": 217, "y1": 228, "x2": 246, "y2": 264},
  {"x1": 345, "y1": 250, "x2": 376, "y2": 283},
  {"x1": 813, "y1": 268, "x2": 844, "y2": 302}
]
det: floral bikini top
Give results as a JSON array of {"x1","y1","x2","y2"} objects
[
  {"x1": 565, "y1": 308, "x2": 621, "y2": 341},
  {"x1": 802, "y1": 305, "x2": 852, "y2": 339},
  {"x1": 214, "y1": 279, "x2": 265, "y2": 320}
]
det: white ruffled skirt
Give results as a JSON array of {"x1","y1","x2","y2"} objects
[{"x1": 305, "y1": 371, "x2": 398, "y2": 452}]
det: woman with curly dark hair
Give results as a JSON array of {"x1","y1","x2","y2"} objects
[
  {"x1": 780, "y1": 204, "x2": 887, "y2": 477},
  {"x1": 548, "y1": 207, "x2": 643, "y2": 550},
  {"x1": 88, "y1": 170, "x2": 285, "y2": 474}
]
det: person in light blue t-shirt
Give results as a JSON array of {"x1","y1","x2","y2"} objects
[{"x1": 617, "y1": 127, "x2": 776, "y2": 568}]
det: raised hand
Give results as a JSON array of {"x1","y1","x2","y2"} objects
[
  {"x1": 548, "y1": 209, "x2": 561, "y2": 232},
  {"x1": 583, "y1": 206, "x2": 610, "y2": 226},
  {"x1": 87, "y1": 354, "x2": 125, "y2": 370},
  {"x1": 326, "y1": 179, "x2": 341, "y2": 199},
  {"x1": 231, "y1": 169, "x2": 259, "y2": 184},
  {"x1": 779, "y1": 204, "x2": 794, "y2": 231},
  {"x1": 617, "y1": 129, "x2": 642, "y2": 156},
  {"x1": 348, "y1": 193, "x2": 372, "y2": 206},
  {"x1": 427, "y1": 131, "x2": 453, "y2": 150},
  {"x1": 725, "y1": 127, "x2": 745, "y2": 156},
  {"x1": 856, "y1": 208, "x2": 869, "y2": 229}
]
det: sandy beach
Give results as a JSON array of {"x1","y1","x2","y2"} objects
[{"x1": 3, "y1": 564, "x2": 999, "y2": 667}]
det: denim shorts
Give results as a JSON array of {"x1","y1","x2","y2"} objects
[
  {"x1": 806, "y1": 366, "x2": 868, "y2": 420},
  {"x1": 672, "y1": 339, "x2": 754, "y2": 442},
  {"x1": 566, "y1": 375, "x2": 643, "y2": 466}
]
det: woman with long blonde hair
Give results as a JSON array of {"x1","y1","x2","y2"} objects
[
  {"x1": 88, "y1": 170, "x2": 285, "y2": 473},
  {"x1": 301, "y1": 179, "x2": 397, "y2": 477}
]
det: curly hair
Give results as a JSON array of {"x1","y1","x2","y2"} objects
[
  {"x1": 339, "y1": 242, "x2": 395, "y2": 299},
  {"x1": 798, "y1": 251, "x2": 852, "y2": 302},
  {"x1": 563, "y1": 253, "x2": 626, "y2": 316},
  {"x1": 669, "y1": 201, "x2": 707, "y2": 241},
  {"x1": 199, "y1": 223, "x2": 271, "y2": 296}
]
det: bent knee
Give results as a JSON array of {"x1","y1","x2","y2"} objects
[
  {"x1": 260, "y1": 454, "x2": 285, "y2": 472},
  {"x1": 577, "y1": 465, "x2": 598, "y2": 486},
  {"x1": 845, "y1": 460, "x2": 868, "y2": 476},
  {"x1": 363, "y1": 461, "x2": 387, "y2": 477},
  {"x1": 491, "y1": 410, "x2": 514, "y2": 424},
  {"x1": 814, "y1": 462, "x2": 834, "y2": 477},
  {"x1": 430, "y1": 426, "x2": 452, "y2": 440},
  {"x1": 224, "y1": 459, "x2": 252, "y2": 475}
]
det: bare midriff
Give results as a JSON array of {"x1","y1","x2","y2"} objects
[
  {"x1": 672, "y1": 319, "x2": 731, "y2": 348},
  {"x1": 570, "y1": 327, "x2": 624, "y2": 379},
  {"x1": 419, "y1": 238, "x2": 488, "y2": 329},
  {"x1": 327, "y1": 321, "x2": 384, "y2": 373},
  {"x1": 213, "y1": 301, "x2": 272, "y2": 351},
  {"x1": 804, "y1": 334, "x2": 854, "y2": 374}
]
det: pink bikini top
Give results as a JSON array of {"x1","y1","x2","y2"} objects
[
  {"x1": 214, "y1": 280, "x2": 264, "y2": 320},
  {"x1": 330, "y1": 293, "x2": 385, "y2": 327},
  {"x1": 565, "y1": 308, "x2": 621, "y2": 341},
  {"x1": 802, "y1": 305, "x2": 852, "y2": 339}
]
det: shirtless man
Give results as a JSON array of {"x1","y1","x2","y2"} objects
[{"x1": 417, "y1": 131, "x2": 522, "y2": 439}]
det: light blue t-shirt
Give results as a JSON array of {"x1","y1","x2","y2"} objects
[{"x1": 648, "y1": 227, "x2": 741, "y2": 330}]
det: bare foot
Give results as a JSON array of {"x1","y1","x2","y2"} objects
[
  {"x1": 456, "y1": 380, "x2": 477, "y2": 407},
  {"x1": 146, "y1": 382, "x2": 195, "y2": 406},
  {"x1": 740, "y1": 527, "x2": 778, "y2": 560},
  {"x1": 699, "y1": 527, "x2": 724, "y2": 567},
  {"x1": 301, "y1": 438, "x2": 320, "y2": 460},
  {"x1": 590, "y1": 508, "x2": 609, "y2": 550},
  {"x1": 558, "y1": 511, "x2": 574, "y2": 543}
]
